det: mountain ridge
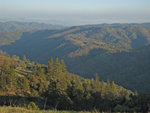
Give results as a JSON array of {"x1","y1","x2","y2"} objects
[
  {"x1": 0, "y1": 21, "x2": 65, "y2": 32},
  {"x1": 0, "y1": 22, "x2": 150, "y2": 92}
]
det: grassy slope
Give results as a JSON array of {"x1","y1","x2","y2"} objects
[
  {"x1": 0, "y1": 106, "x2": 91, "y2": 113},
  {"x1": 0, "y1": 31, "x2": 22, "y2": 46}
]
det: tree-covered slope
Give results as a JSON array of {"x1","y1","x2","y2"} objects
[
  {"x1": 67, "y1": 45, "x2": 150, "y2": 93},
  {"x1": 0, "y1": 23, "x2": 150, "y2": 93},
  {"x1": 0, "y1": 55, "x2": 139, "y2": 112}
]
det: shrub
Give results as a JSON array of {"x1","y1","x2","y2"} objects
[{"x1": 27, "y1": 102, "x2": 39, "y2": 110}]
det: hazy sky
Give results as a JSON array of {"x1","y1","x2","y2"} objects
[{"x1": 0, "y1": 0, "x2": 150, "y2": 25}]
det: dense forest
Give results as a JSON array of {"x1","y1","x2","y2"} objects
[
  {"x1": 0, "y1": 22, "x2": 150, "y2": 93},
  {"x1": 0, "y1": 54, "x2": 150, "y2": 112}
]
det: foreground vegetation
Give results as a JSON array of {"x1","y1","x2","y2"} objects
[
  {"x1": 0, "y1": 55, "x2": 150, "y2": 112},
  {"x1": 0, "y1": 106, "x2": 90, "y2": 113}
]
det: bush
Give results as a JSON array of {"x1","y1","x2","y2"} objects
[{"x1": 27, "y1": 102, "x2": 39, "y2": 110}]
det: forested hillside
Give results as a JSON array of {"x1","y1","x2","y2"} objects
[
  {"x1": 0, "y1": 23, "x2": 150, "y2": 93},
  {"x1": 2, "y1": 55, "x2": 149, "y2": 112},
  {"x1": 67, "y1": 45, "x2": 150, "y2": 93}
]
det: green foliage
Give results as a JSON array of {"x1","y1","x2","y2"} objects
[
  {"x1": 47, "y1": 58, "x2": 54, "y2": 75},
  {"x1": 16, "y1": 76, "x2": 30, "y2": 93},
  {"x1": 61, "y1": 59, "x2": 67, "y2": 72},
  {"x1": 27, "y1": 102, "x2": 39, "y2": 110},
  {"x1": 0, "y1": 106, "x2": 91, "y2": 113},
  {"x1": 0, "y1": 60, "x2": 17, "y2": 91},
  {"x1": 113, "y1": 104, "x2": 129, "y2": 112},
  {"x1": 0, "y1": 55, "x2": 149, "y2": 112}
]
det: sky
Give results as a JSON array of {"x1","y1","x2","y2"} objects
[{"x1": 0, "y1": 0, "x2": 150, "y2": 25}]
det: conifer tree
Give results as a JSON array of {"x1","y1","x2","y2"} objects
[
  {"x1": 93, "y1": 73, "x2": 100, "y2": 92},
  {"x1": 54, "y1": 58, "x2": 62, "y2": 76},
  {"x1": 60, "y1": 59, "x2": 67, "y2": 72},
  {"x1": 111, "y1": 81, "x2": 118, "y2": 97},
  {"x1": 47, "y1": 58, "x2": 54, "y2": 74}
]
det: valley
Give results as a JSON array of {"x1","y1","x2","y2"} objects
[{"x1": 0, "y1": 22, "x2": 150, "y2": 93}]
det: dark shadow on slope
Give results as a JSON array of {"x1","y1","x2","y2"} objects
[
  {"x1": 0, "y1": 30, "x2": 78, "y2": 64},
  {"x1": 66, "y1": 45, "x2": 150, "y2": 93}
]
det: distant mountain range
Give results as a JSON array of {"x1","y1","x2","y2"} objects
[
  {"x1": 0, "y1": 22, "x2": 150, "y2": 93},
  {"x1": 0, "y1": 21, "x2": 65, "y2": 32}
]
